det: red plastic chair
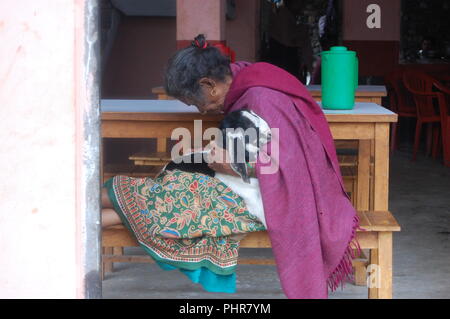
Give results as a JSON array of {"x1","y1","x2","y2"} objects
[
  {"x1": 402, "y1": 70, "x2": 442, "y2": 161},
  {"x1": 384, "y1": 68, "x2": 417, "y2": 151},
  {"x1": 433, "y1": 81, "x2": 450, "y2": 167}
]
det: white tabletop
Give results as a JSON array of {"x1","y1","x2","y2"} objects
[
  {"x1": 101, "y1": 99, "x2": 395, "y2": 116},
  {"x1": 101, "y1": 99, "x2": 199, "y2": 113},
  {"x1": 319, "y1": 102, "x2": 395, "y2": 115}
]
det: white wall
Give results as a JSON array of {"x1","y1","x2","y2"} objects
[{"x1": 0, "y1": 0, "x2": 95, "y2": 298}]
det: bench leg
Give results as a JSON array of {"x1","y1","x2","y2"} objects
[
  {"x1": 103, "y1": 247, "x2": 114, "y2": 278},
  {"x1": 354, "y1": 264, "x2": 367, "y2": 286},
  {"x1": 101, "y1": 248, "x2": 104, "y2": 281},
  {"x1": 113, "y1": 247, "x2": 124, "y2": 256},
  {"x1": 368, "y1": 248, "x2": 379, "y2": 299},
  {"x1": 102, "y1": 246, "x2": 124, "y2": 280},
  {"x1": 352, "y1": 249, "x2": 368, "y2": 286},
  {"x1": 368, "y1": 232, "x2": 393, "y2": 299},
  {"x1": 352, "y1": 177, "x2": 358, "y2": 207},
  {"x1": 378, "y1": 232, "x2": 393, "y2": 299}
]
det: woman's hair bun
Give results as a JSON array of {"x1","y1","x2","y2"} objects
[
  {"x1": 192, "y1": 34, "x2": 208, "y2": 49},
  {"x1": 164, "y1": 33, "x2": 231, "y2": 102}
]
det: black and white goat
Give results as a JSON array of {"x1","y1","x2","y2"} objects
[{"x1": 163, "y1": 109, "x2": 271, "y2": 227}]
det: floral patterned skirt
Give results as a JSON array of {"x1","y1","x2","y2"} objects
[{"x1": 104, "y1": 169, "x2": 265, "y2": 283}]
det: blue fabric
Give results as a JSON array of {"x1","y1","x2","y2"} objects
[{"x1": 156, "y1": 261, "x2": 236, "y2": 293}]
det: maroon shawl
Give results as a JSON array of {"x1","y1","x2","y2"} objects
[{"x1": 225, "y1": 62, "x2": 360, "y2": 299}]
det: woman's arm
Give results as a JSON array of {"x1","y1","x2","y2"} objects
[
  {"x1": 206, "y1": 141, "x2": 240, "y2": 177},
  {"x1": 208, "y1": 161, "x2": 240, "y2": 177}
]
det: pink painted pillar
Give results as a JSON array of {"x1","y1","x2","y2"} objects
[
  {"x1": 0, "y1": 0, "x2": 99, "y2": 298},
  {"x1": 342, "y1": 0, "x2": 401, "y2": 77},
  {"x1": 343, "y1": 0, "x2": 401, "y2": 42},
  {"x1": 176, "y1": 0, "x2": 226, "y2": 49}
]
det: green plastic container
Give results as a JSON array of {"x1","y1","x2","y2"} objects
[{"x1": 321, "y1": 46, "x2": 358, "y2": 110}]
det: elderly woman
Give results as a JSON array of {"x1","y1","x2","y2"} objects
[{"x1": 102, "y1": 34, "x2": 359, "y2": 298}]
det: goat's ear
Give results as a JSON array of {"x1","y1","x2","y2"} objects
[
  {"x1": 257, "y1": 117, "x2": 272, "y2": 146},
  {"x1": 227, "y1": 132, "x2": 251, "y2": 183},
  {"x1": 231, "y1": 163, "x2": 250, "y2": 184}
]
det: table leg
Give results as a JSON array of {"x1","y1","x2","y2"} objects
[
  {"x1": 354, "y1": 140, "x2": 371, "y2": 286},
  {"x1": 357, "y1": 140, "x2": 371, "y2": 211},
  {"x1": 371, "y1": 97, "x2": 383, "y2": 105},
  {"x1": 370, "y1": 139, "x2": 375, "y2": 210},
  {"x1": 157, "y1": 137, "x2": 167, "y2": 153},
  {"x1": 374, "y1": 123, "x2": 390, "y2": 211}
]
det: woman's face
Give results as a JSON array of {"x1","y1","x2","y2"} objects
[{"x1": 182, "y1": 76, "x2": 233, "y2": 114}]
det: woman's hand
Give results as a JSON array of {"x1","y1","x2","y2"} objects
[
  {"x1": 208, "y1": 161, "x2": 240, "y2": 176},
  {"x1": 206, "y1": 141, "x2": 240, "y2": 177}
]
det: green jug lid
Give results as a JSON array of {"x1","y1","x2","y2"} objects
[
  {"x1": 321, "y1": 46, "x2": 355, "y2": 56},
  {"x1": 330, "y1": 46, "x2": 348, "y2": 51}
]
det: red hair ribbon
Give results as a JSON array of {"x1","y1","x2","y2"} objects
[{"x1": 195, "y1": 40, "x2": 208, "y2": 49}]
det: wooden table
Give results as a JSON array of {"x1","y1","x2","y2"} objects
[
  {"x1": 321, "y1": 102, "x2": 398, "y2": 212},
  {"x1": 102, "y1": 99, "x2": 397, "y2": 212},
  {"x1": 152, "y1": 85, "x2": 387, "y2": 105}
]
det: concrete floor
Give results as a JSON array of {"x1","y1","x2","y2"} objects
[{"x1": 102, "y1": 148, "x2": 450, "y2": 299}]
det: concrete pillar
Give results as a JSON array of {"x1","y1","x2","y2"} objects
[
  {"x1": 0, "y1": 0, "x2": 100, "y2": 298},
  {"x1": 176, "y1": 0, "x2": 226, "y2": 48}
]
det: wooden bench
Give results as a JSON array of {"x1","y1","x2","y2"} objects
[
  {"x1": 102, "y1": 210, "x2": 400, "y2": 299},
  {"x1": 103, "y1": 149, "x2": 373, "y2": 281}
]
